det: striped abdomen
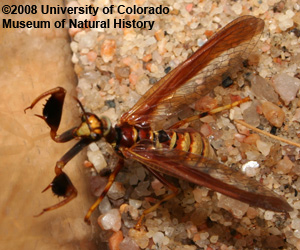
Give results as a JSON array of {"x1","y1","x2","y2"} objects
[
  {"x1": 115, "y1": 124, "x2": 214, "y2": 158},
  {"x1": 153, "y1": 129, "x2": 215, "y2": 158}
]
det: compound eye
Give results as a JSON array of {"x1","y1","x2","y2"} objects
[{"x1": 91, "y1": 132, "x2": 101, "y2": 140}]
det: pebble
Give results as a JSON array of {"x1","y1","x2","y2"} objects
[
  {"x1": 87, "y1": 51, "x2": 97, "y2": 62},
  {"x1": 235, "y1": 123, "x2": 250, "y2": 136},
  {"x1": 195, "y1": 95, "x2": 218, "y2": 111},
  {"x1": 151, "y1": 178, "x2": 166, "y2": 196},
  {"x1": 243, "y1": 103, "x2": 260, "y2": 127},
  {"x1": 101, "y1": 39, "x2": 116, "y2": 63},
  {"x1": 108, "y1": 182, "x2": 126, "y2": 200},
  {"x1": 199, "y1": 232, "x2": 209, "y2": 240},
  {"x1": 241, "y1": 216, "x2": 251, "y2": 226},
  {"x1": 265, "y1": 235, "x2": 285, "y2": 248},
  {"x1": 261, "y1": 101, "x2": 285, "y2": 127},
  {"x1": 250, "y1": 75, "x2": 278, "y2": 103},
  {"x1": 218, "y1": 195, "x2": 249, "y2": 219},
  {"x1": 128, "y1": 229, "x2": 149, "y2": 249},
  {"x1": 129, "y1": 199, "x2": 143, "y2": 209},
  {"x1": 128, "y1": 205, "x2": 139, "y2": 220},
  {"x1": 210, "y1": 235, "x2": 219, "y2": 244},
  {"x1": 294, "y1": 230, "x2": 300, "y2": 239},
  {"x1": 99, "y1": 196, "x2": 111, "y2": 214},
  {"x1": 264, "y1": 211, "x2": 275, "y2": 220},
  {"x1": 98, "y1": 209, "x2": 122, "y2": 232},
  {"x1": 87, "y1": 150, "x2": 107, "y2": 173},
  {"x1": 231, "y1": 2, "x2": 242, "y2": 15},
  {"x1": 272, "y1": 74, "x2": 300, "y2": 105},
  {"x1": 274, "y1": 155, "x2": 294, "y2": 174},
  {"x1": 136, "y1": 166, "x2": 147, "y2": 181},
  {"x1": 247, "y1": 207, "x2": 258, "y2": 219},
  {"x1": 292, "y1": 108, "x2": 300, "y2": 122},
  {"x1": 155, "y1": 29, "x2": 164, "y2": 41},
  {"x1": 193, "y1": 187, "x2": 208, "y2": 203},
  {"x1": 294, "y1": 201, "x2": 300, "y2": 210},
  {"x1": 268, "y1": 227, "x2": 282, "y2": 236},
  {"x1": 292, "y1": 218, "x2": 300, "y2": 230},
  {"x1": 90, "y1": 175, "x2": 107, "y2": 197},
  {"x1": 243, "y1": 134, "x2": 260, "y2": 145},
  {"x1": 76, "y1": 30, "x2": 97, "y2": 50},
  {"x1": 256, "y1": 140, "x2": 272, "y2": 156},
  {"x1": 245, "y1": 150, "x2": 260, "y2": 161},
  {"x1": 200, "y1": 123, "x2": 213, "y2": 137},
  {"x1": 109, "y1": 231, "x2": 124, "y2": 250},
  {"x1": 276, "y1": 13, "x2": 294, "y2": 31},
  {"x1": 241, "y1": 161, "x2": 259, "y2": 177},
  {"x1": 135, "y1": 181, "x2": 152, "y2": 197},
  {"x1": 153, "y1": 232, "x2": 165, "y2": 245},
  {"x1": 119, "y1": 237, "x2": 140, "y2": 250},
  {"x1": 294, "y1": 11, "x2": 300, "y2": 25}
]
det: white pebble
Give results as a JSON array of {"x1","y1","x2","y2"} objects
[
  {"x1": 242, "y1": 161, "x2": 260, "y2": 177},
  {"x1": 199, "y1": 232, "x2": 209, "y2": 240},
  {"x1": 193, "y1": 187, "x2": 208, "y2": 203},
  {"x1": 77, "y1": 30, "x2": 98, "y2": 50},
  {"x1": 129, "y1": 199, "x2": 143, "y2": 209},
  {"x1": 231, "y1": 2, "x2": 242, "y2": 15},
  {"x1": 89, "y1": 142, "x2": 99, "y2": 152},
  {"x1": 98, "y1": 209, "x2": 122, "y2": 231},
  {"x1": 164, "y1": 226, "x2": 175, "y2": 237},
  {"x1": 245, "y1": 150, "x2": 261, "y2": 161},
  {"x1": 71, "y1": 53, "x2": 79, "y2": 64},
  {"x1": 286, "y1": 9, "x2": 295, "y2": 18},
  {"x1": 264, "y1": 211, "x2": 275, "y2": 220},
  {"x1": 128, "y1": 205, "x2": 139, "y2": 220},
  {"x1": 278, "y1": 17, "x2": 294, "y2": 31},
  {"x1": 70, "y1": 41, "x2": 78, "y2": 53},
  {"x1": 294, "y1": 230, "x2": 300, "y2": 239},
  {"x1": 87, "y1": 150, "x2": 107, "y2": 173},
  {"x1": 210, "y1": 235, "x2": 219, "y2": 244},
  {"x1": 153, "y1": 232, "x2": 164, "y2": 245}
]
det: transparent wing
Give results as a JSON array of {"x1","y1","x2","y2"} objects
[
  {"x1": 121, "y1": 16, "x2": 264, "y2": 130},
  {"x1": 122, "y1": 140, "x2": 292, "y2": 212}
]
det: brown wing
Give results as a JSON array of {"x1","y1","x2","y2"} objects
[
  {"x1": 121, "y1": 140, "x2": 292, "y2": 213},
  {"x1": 120, "y1": 16, "x2": 264, "y2": 130}
]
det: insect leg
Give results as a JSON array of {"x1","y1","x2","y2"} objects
[
  {"x1": 135, "y1": 166, "x2": 179, "y2": 230},
  {"x1": 35, "y1": 172, "x2": 77, "y2": 217},
  {"x1": 36, "y1": 138, "x2": 92, "y2": 216},
  {"x1": 169, "y1": 96, "x2": 250, "y2": 129},
  {"x1": 24, "y1": 87, "x2": 70, "y2": 142},
  {"x1": 84, "y1": 158, "x2": 124, "y2": 224}
]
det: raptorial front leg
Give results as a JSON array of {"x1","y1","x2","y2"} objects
[
  {"x1": 24, "y1": 87, "x2": 72, "y2": 142},
  {"x1": 35, "y1": 172, "x2": 77, "y2": 217},
  {"x1": 35, "y1": 138, "x2": 93, "y2": 216}
]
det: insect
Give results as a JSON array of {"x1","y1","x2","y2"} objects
[{"x1": 25, "y1": 16, "x2": 292, "y2": 227}]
